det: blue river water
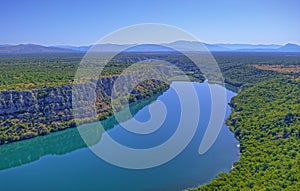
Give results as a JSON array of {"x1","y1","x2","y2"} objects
[{"x1": 0, "y1": 81, "x2": 239, "y2": 191}]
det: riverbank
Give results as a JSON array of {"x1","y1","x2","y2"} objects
[
  {"x1": 191, "y1": 78, "x2": 300, "y2": 190},
  {"x1": 0, "y1": 92, "x2": 163, "y2": 170}
]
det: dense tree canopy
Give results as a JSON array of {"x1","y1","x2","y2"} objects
[{"x1": 190, "y1": 78, "x2": 300, "y2": 190}]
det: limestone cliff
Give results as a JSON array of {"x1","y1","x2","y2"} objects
[{"x1": 0, "y1": 77, "x2": 168, "y2": 144}]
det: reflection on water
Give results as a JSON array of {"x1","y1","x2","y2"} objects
[
  {"x1": 0, "y1": 127, "x2": 85, "y2": 170},
  {"x1": 0, "y1": 95, "x2": 159, "y2": 170},
  {"x1": 0, "y1": 82, "x2": 240, "y2": 191}
]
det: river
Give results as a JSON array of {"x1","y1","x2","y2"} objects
[{"x1": 0, "y1": 81, "x2": 240, "y2": 191}]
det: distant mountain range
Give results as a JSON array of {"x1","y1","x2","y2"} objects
[
  {"x1": 0, "y1": 44, "x2": 75, "y2": 54},
  {"x1": 1, "y1": 41, "x2": 300, "y2": 54}
]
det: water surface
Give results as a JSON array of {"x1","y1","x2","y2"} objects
[{"x1": 0, "y1": 81, "x2": 239, "y2": 191}]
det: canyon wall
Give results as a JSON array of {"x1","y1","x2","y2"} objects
[{"x1": 0, "y1": 76, "x2": 168, "y2": 144}]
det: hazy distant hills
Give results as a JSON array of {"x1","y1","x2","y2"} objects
[
  {"x1": 1, "y1": 41, "x2": 300, "y2": 54},
  {"x1": 53, "y1": 45, "x2": 91, "y2": 52},
  {"x1": 0, "y1": 44, "x2": 75, "y2": 54},
  {"x1": 277, "y1": 43, "x2": 300, "y2": 52},
  {"x1": 214, "y1": 43, "x2": 282, "y2": 50}
]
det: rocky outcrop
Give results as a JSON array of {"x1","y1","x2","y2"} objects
[
  {"x1": 0, "y1": 76, "x2": 168, "y2": 144},
  {"x1": 0, "y1": 86, "x2": 72, "y2": 123}
]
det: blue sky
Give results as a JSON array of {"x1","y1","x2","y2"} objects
[{"x1": 0, "y1": 0, "x2": 299, "y2": 45}]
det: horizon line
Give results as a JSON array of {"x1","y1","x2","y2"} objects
[{"x1": 1, "y1": 41, "x2": 299, "y2": 47}]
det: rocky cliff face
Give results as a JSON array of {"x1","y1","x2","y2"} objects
[
  {"x1": 0, "y1": 86, "x2": 72, "y2": 122},
  {"x1": 0, "y1": 76, "x2": 168, "y2": 144},
  {"x1": 0, "y1": 85, "x2": 75, "y2": 143}
]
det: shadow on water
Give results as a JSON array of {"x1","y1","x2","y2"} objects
[{"x1": 0, "y1": 94, "x2": 162, "y2": 171}]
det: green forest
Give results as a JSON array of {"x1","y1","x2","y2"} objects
[
  {"x1": 0, "y1": 54, "x2": 82, "y2": 90},
  {"x1": 190, "y1": 78, "x2": 300, "y2": 190},
  {"x1": 1, "y1": 52, "x2": 300, "y2": 90}
]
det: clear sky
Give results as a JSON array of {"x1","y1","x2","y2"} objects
[{"x1": 1, "y1": 0, "x2": 299, "y2": 45}]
